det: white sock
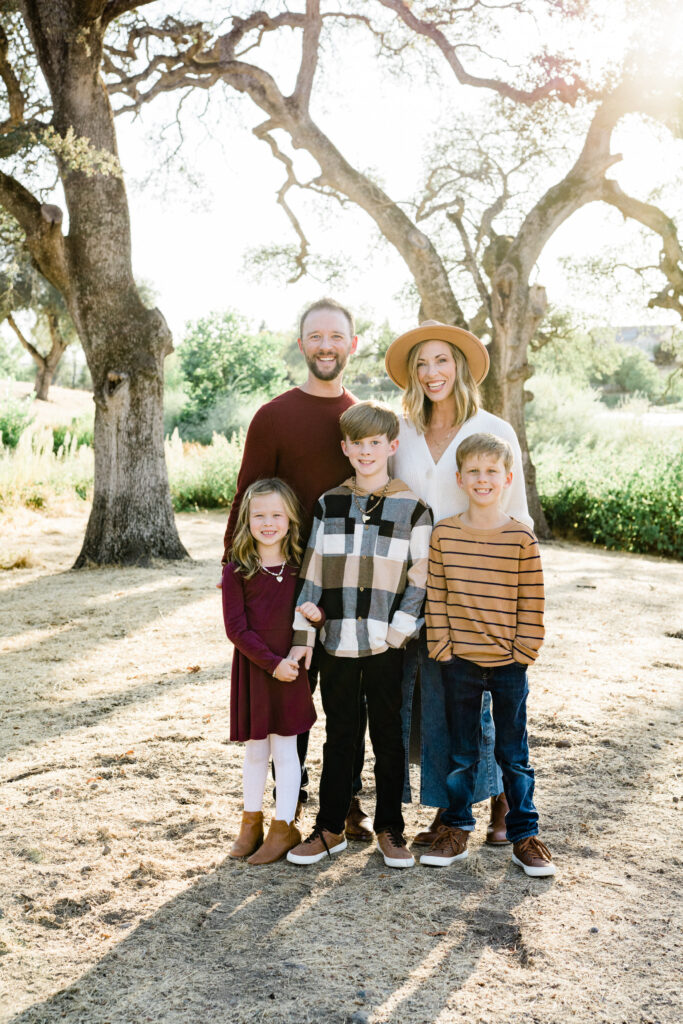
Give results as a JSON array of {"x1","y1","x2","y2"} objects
[
  {"x1": 242, "y1": 738, "x2": 270, "y2": 813},
  {"x1": 270, "y1": 733, "x2": 300, "y2": 824}
]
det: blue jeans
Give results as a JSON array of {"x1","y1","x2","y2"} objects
[
  {"x1": 401, "y1": 635, "x2": 503, "y2": 807},
  {"x1": 440, "y1": 655, "x2": 538, "y2": 843}
]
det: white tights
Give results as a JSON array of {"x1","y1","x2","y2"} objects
[{"x1": 242, "y1": 734, "x2": 300, "y2": 824}]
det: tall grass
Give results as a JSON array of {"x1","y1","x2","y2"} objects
[
  {"x1": 0, "y1": 426, "x2": 93, "y2": 509},
  {"x1": 165, "y1": 429, "x2": 242, "y2": 511},
  {"x1": 0, "y1": 426, "x2": 243, "y2": 514}
]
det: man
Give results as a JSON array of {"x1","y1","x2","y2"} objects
[{"x1": 223, "y1": 298, "x2": 372, "y2": 839}]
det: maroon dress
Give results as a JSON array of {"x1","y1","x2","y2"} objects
[{"x1": 222, "y1": 562, "x2": 317, "y2": 741}]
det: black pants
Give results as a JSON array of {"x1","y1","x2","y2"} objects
[
  {"x1": 274, "y1": 640, "x2": 367, "y2": 804},
  {"x1": 316, "y1": 646, "x2": 405, "y2": 836}
]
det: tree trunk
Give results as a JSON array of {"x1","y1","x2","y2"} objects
[
  {"x1": 34, "y1": 313, "x2": 67, "y2": 400},
  {"x1": 483, "y1": 263, "x2": 550, "y2": 536},
  {"x1": 75, "y1": 327, "x2": 185, "y2": 566},
  {"x1": 34, "y1": 362, "x2": 53, "y2": 401},
  {"x1": 19, "y1": 1, "x2": 188, "y2": 566}
]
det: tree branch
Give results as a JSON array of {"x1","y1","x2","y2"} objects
[
  {"x1": 0, "y1": 24, "x2": 25, "y2": 133},
  {"x1": 6, "y1": 311, "x2": 44, "y2": 367},
  {"x1": 102, "y1": 0, "x2": 159, "y2": 26},
  {"x1": 376, "y1": 0, "x2": 587, "y2": 105},
  {"x1": 292, "y1": 0, "x2": 322, "y2": 112},
  {"x1": 252, "y1": 119, "x2": 311, "y2": 282},
  {"x1": 446, "y1": 201, "x2": 491, "y2": 313},
  {"x1": 601, "y1": 178, "x2": 683, "y2": 317},
  {"x1": 0, "y1": 171, "x2": 69, "y2": 295}
]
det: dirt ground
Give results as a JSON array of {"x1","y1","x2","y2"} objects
[{"x1": 0, "y1": 507, "x2": 681, "y2": 1024}]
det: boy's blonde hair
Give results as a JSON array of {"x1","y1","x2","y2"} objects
[
  {"x1": 456, "y1": 433, "x2": 514, "y2": 473},
  {"x1": 402, "y1": 340, "x2": 480, "y2": 434},
  {"x1": 230, "y1": 478, "x2": 304, "y2": 579},
  {"x1": 339, "y1": 400, "x2": 399, "y2": 442}
]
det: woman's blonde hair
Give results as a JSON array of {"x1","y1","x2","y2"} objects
[
  {"x1": 402, "y1": 340, "x2": 480, "y2": 433},
  {"x1": 230, "y1": 478, "x2": 304, "y2": 579}
]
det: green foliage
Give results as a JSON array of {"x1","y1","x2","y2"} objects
[
  {"x1": 179, "y1": 311, "x2": 287, "y2": 415},
  {"x1": 526, "y1": 372, "x2": 604, "y2": 449},
  {"x1": 51, "y1": 417, "x2": 93, "y2": 454},
  {"x1": 0, "y1": 425, "x2": 93, "y2": 511},
  {"x1": 172, "y1": 392, "x2": 264, "y2": 446},
  {"x1": 537, "y1": 441, "x2": 683, "y2": 559},
  {"x1": 532, "y1": 325, "x2": 622, "y2": 390},
  {"x1": 165, "y1": 430, "x2": 243, "y2": 511},
  {"x1": 0, "y1": 392, "x2": 33, "y2": 448},
  {"x1": 529, "y1": 373, "x2": 683, "y2": 558},
  {"x1": 610, "y1": 346, "x2": 662, "y2": 400},
  {"x1": 531, "y1": 312, "x2": 675, "y2": 404}
]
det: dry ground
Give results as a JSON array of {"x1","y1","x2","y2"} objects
[{"x1": 0, "y1": 507, "x2": 681, "y2": 1024}]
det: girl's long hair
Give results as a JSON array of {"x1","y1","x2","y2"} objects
[
  {"x1": 402, "y1": 340, "x2": 480, "y2": 433},
  {"x1": 230, "y1": 478, "x2": 304, "y2": 579}
]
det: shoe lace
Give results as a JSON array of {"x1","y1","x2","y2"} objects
[
  {"x1": 303, "y1": 825, "x2": 332, "y2": 857},
  {"x1": 381, "y1": 827, "x2": 406, "y2": 849},
  {"x1": 516, "y1": 836, "x2": 552, "y2": 861},
  {"x1": 430, "y1": 824, "x2": 461, "y2": 852}
]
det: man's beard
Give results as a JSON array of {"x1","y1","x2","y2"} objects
[{"x1": 305, "y1": 350, "x2": 349, "y2": 381}]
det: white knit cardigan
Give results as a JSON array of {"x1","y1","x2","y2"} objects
[{"x1": 391, "y1": 409, "x2": 533, "y2": 528}]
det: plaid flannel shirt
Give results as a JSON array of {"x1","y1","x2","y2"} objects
[{"x1": 292, "y1": 477, "x2": 433, "y2": 658}]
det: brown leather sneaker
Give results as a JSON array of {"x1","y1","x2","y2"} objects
[
  {"x1": 419, "y1": 824, "x2": 470, "y2": 867},
  {"x1": 287, "y1": 825, "x2": 347, "y2": 865},
  {"x1": 486, "y1": 792, "x2": 510, "y2": 845},
  {"x1": 512, "y1": 836, "x2": 556, "y2": 877},
  {"x1": 412, "y1": 808, "x2": 443, "y2": 846},
  {"x1": 345, "y1": 795, "x2": 374, "y2": 841},
  {"x1": 376, "y1": 828, "x2": 415, "y2": 869}
]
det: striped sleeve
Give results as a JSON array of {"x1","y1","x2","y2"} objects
[
  {"x1": 512, "y1": 533, "x2": 545, "y2": 664},
  {"x1": 425, "y1": 527, "x2": 452, "y2": 662}
]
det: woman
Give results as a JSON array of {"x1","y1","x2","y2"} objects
[{"x1": 386, "y1": 320, "x2": 533, "y2": 846}]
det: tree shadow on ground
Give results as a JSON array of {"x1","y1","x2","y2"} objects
[{"x1": 7, "y1": 843, "x2": 539, "y2": 1024}]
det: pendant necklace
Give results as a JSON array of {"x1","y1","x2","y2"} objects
[
  {"x1": 260, "y1": 559, "x2": 287, "y2": 583},
  {"x1": 352, "y1": 477, "x2": 390, "y2": 523}
]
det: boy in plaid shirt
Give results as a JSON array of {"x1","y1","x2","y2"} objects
[{"x1": 287, "y1": 401, "x2": 432, "y2": 869}]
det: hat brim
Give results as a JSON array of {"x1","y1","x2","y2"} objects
[{"x1": 385, "y1": 322, "x2": 490, "y2": 389}]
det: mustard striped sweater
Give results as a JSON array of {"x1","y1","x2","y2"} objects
[{"x1": 426, "y1": 516, "x2": 544, "y2": 667}]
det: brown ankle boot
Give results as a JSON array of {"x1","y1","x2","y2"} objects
[
  {"x1": 486, "y1": 792, "x2": 510, "y2": 845},
  {"x1": 413, "y1": 808, "x2": 443, "y2": 846},
  {"x1": 247, "y1": 819, "x2": 302, "y2": 865},
  {"x1": 229, "y1": 810, "x2": 264, "y2": 858}
]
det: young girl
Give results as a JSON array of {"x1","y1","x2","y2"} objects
[{"x1": 222, "y1": 478, "x2": 317, "y2": 864}]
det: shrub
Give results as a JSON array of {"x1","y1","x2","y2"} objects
[
  {"x1": 165, "y1": 430, "x2": 243, "y2": 511},
  {"x1": 526, "y1": 373, "x2": 604, "y2": 449},
  {"x1": 51, "y1": 416, "x2": 93, "y2": 454},
  {"x1": 173, "y1": 391, "x2": 265, "y2": 445},
  {"x1": 0, "y1": 425, "x2": 93, "y2": 510},
  {"x1": 537, "y1": 440, "x2": 683, "y2": 559},
  {"x1": 0, "y1": 392, "x2": 34, "y2": 448}
]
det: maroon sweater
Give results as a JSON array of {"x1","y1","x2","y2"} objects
[{"x1": 223, "y1": 386, "x2": 357, "y2": 562}]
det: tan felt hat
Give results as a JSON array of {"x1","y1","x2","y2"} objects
[{"x1": 385, "y1": 320, "x2": 490, "y2": 389}]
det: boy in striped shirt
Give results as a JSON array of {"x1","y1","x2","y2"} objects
[
  {"x1": 423, "y1": 433, "x2": 555, "y2": 877},
  {"x1": 286, "y1": 401, "x2": 432, "y2": 869}
]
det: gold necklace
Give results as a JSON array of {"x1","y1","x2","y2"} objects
[
  {"x1": 427, "y1": 423, "x2": 457, "y2": 451},
  {"x1": 259, "y1": 559, "x2": 287, "y2": 583},
  {"x1": 352, "y1": 477, "x2": 391, "y2": 523}
]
